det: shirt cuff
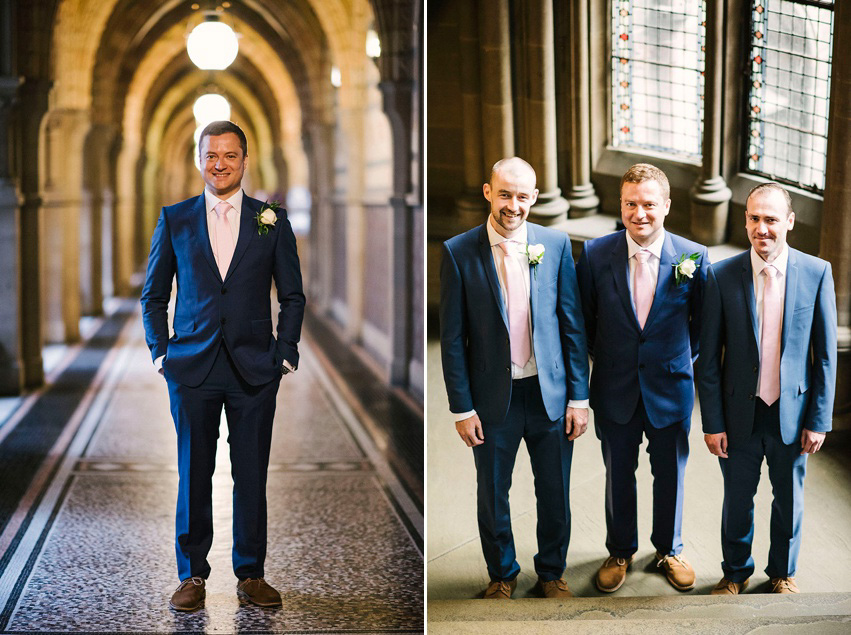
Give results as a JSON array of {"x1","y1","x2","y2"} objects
[
  {"x1": 154, "y1": 355, "x2": 164, "y2": 371},
  {"x1": 567, "y1": 399, "x2": 589, "y2": 409},
  {"x1": 452, "y1": 409, "x2": 477, "y2": 422},
  {"x1": 282, "y1": 359, "x2": 296, "y2": 373}
]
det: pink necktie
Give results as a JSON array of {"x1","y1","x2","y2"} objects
[
  {"x1": 499, "y1": 241, "x2": 531, "y2": 368},
  {"x1": 633, "y1": 249, "x2": 653, "y2": 329},
  {"x1": 759, "y1": 265, "x2": 781, "y2": 405},
  {"x1": 214, "y1": 201, "x2": 235, "y2": 279}
]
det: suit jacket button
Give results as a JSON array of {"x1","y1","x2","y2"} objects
[
  {"x1": 748, "y1": 394, "x2": 754, "y2": 400},
  {"x1": 639, "y1": 363, "x2": 645, "y2": 370},
  {"x1": 221, "y1": 317, "x2": 227, "y2": 325},
  {"x1": 221, "y1": 287, "x2": 227, "y2": 294},
  {"x1": 753, "y1": 366, "x2": 758, "y2": 373},
  {"x1": 505, "y1": 366, "x2": 510, "y2": 372},
  {"x1": 639, "y1": 337, "x2": 646, "y2": 344}
]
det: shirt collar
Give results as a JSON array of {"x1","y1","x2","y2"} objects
[
  {"x1": 626, "y1": 229, "x2": 665, "y2": 260},
  {"x1": 750, "y1": 243, "x2": 789, "y2": 277},
  {"x1": 487, "y1": 214, "x2": 527, "y2": 247},
  {"x1": 204, "y1": 188, "x2": 244, "y2": 214}
]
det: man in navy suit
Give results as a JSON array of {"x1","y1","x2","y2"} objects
[
  {"x1": 440, "y1": 157, "x2": 589, "y2": 599},
  {"x1": 141, "y1": 121, "x2": 305, "y2": 611},
  {"x1": 697, "y1": 183, "x2": 836, "y2": 595},
  {"x1": 576, "y1": 164, "x2": 707, "y2": 593}
]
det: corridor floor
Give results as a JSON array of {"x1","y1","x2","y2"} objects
[
  {"x1": 0, "y1": 301, "x2": 423, "y2": 634},
  {"x1": 427, "y1": 340, "x2": 851, "y2": 601}
]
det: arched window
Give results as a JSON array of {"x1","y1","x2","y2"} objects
[
  {"x1": 611, "y1": 0, "x2": 706, "y2": 159},
  {"x1": 745, "y1": 0, "x2": 834, "y2": 192}
]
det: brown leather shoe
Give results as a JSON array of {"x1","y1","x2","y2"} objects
[
  {"x1": 537, "y1": 577, "x2": 573, "y2": 598},
  {"x1": 769, "y1": 577, "x2": 799, "y2": 594},
  {"x1": 595, "y1": 555, "x2": 633, "y2": 592},
  {"x1": 236, "y1": 578, "x2": 283, "y2": 607},
  {"x1": 169, "y1": 577, "x2": 205, "y2": 611},
  {"x1": 483, "y1": 578, "x2": 517, "y2": 599},
  {"x1": 655, "y1": 552, "x2": 696, "y2": 591},
  {"x1": 710, "y1": 577, "x2": 749, "y2": 595}
]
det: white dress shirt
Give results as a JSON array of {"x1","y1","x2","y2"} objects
[
  {"x1": 625, "y1": 229, "x2": 665, "y2": 311},
  {"x1": 453, "y1": 217, "x2": 588, "y2": 421},
  {"x1": 750, "y1": 244, "x2": 788, "y2": 396}
]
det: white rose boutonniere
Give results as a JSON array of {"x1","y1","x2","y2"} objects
[
  {"x1": 672, "y1": 252, "x2": 700, "y2": 286},
  {"x1": 255, "y1": 201, "x2": 281, "y2": 236},
  {"x1": 526, "y1": 243, "x2": 545, "y2": 278}
]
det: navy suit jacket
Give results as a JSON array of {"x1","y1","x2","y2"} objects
[
  {"x1": 439, "y1": 222, "x2": 589, "y2": 425},
  {"x1": 576, "y1": 230, "x2": 708, "y2": 427},
  {"x1": 697, "y1": 248, "x2": 837, "y2": 446},
  {"x1": 141, "y1": 192, "x2": 305, "y2": 388}
]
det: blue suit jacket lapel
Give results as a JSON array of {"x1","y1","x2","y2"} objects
[
  {"x1": 741, "y1": 253, "x2": 759, "y2": 347},
  {"x1": 611, "y1": 232, "x2": 639, "y2": 331},
  {"x1": 527, "y1": 224, "x2": 538, "y2": 334},
  {"x1": 478, "y1": 224, "x2": 508, "y2": 330},
  {"x1": 225, "y1": 195, "x2": 256, "y2": 282},
  {"x1": 644, "y1": 232, "x2": 676, "y2": 329},
  {"x1": 781, "y1": 249, "x2": 798, "y2": 354},
  {"x1": 189, "y1": 193, "x2": 220, "y2": 280}
]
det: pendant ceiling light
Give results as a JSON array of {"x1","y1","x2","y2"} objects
[{"x1": 187, "y1": 15, "x2": 239, "y2": 70}]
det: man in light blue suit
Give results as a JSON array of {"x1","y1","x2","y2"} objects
[
  {"x1": 141, "y1": 121, "x2": 305, "y2": 611},
  {"x1": 576, "y1": 164, "x2": 707, "y2": 593},
  {"x1": 440, "y1": 157, "x2": 589, "y2": 599},
  {"x1": 698, "y1": 183, "x2": 837, "y2": 595}
]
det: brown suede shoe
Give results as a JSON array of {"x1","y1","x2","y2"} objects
[
  {"x1": 237, "y1": 578, "x2": 283, "y2": 607},
  {"x1": 595, "y1": 555, "x2": 633, "y2": 593},
  {"x1": 770, "y1": 577, "x2": 799, "y2": 594},
  {"x1": 655, "y1": 552, "x2": 696, "y2": 591},
  {"x1": 710, "y1": 577, "x2": 749, "y2": 595},
  {"x1": 537, "y1": 577, "x2": 573, "y2": 598},
  {"x1": 169, "y1": 577, "x2": 205, "y2": 611},
  {"x1": 483, "y1": 579, "x2": 517, "y2": 599}
]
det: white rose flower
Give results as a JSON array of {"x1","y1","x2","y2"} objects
[
  {"x1": 678, "y1": 259, "x2": 697, "y2": 278},
  {"x1": 259, "y1": 209, "x2": 278, "y2": 226},
  {"x1": 527, "y1": 243, "x2": 545, "y2": 265}
]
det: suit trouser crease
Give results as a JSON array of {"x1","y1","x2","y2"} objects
[
  {"x1": 719, "y1": 399, "x2": 807, "y2": 582},
  {"x1": 596, "y1": 399, "x2": 689, "y2": 558},
  {"x1": 168, "y1": 343, "x2": 279, "y2": 581},
  {"x1": 473, "y1": 377, "x2": 573, "y2": 582}
]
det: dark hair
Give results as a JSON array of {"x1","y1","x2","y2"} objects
[
  {"x1": 199, "y1": 120, "x2": 248, "y2": 157},
  {"x1": 746, "y1": 182, "x2": 793, "y2": 217},
  {"x1": 620, "y1": 163, "x2": 670, "y2": 200}
]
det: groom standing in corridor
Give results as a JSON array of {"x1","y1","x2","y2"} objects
[{"x1": 141, "y1": 120, "x2": 305, "y2": 611}]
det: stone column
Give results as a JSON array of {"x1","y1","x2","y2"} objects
[
  {"x1": 517, "y1": 0, "x2": 569, "y2": 225},
  {"x1": 114, "y1": 137, "x2": 140, "y2": 296},
  {"x1": 306, "y1": 120, "x2": 336, "y2": 313},
  {"x1": 479, "y1": 0, "x2": 514, "y2": 173},
  {"x1": 0, "y1": 75, "x2": 23, "y2": 394},
  {"x1": 17, "y1": 78, "x2": 49, "y2": 387},
  {"x1": 41, "y1": 108, "x2": 90, "y2": 343},
  {"x1": 689, "y1": 0, "x2": 731, "y2": 245},
  {"x1": 559, "y1": 0, "x2": 599, "y2": 217},
  {"x1": 820, "y1": 0, "x2": 851, "y2": 427}
]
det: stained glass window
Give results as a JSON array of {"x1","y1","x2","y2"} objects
[
  {"x1": 747, "y1": 1, "x2": 833, "y2": 192},
  {"x1": 611, "y1": 0, "x2": 706, "y2": 159}
]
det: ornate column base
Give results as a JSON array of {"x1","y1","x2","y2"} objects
[
  {"x1": 529, "y1": 189, "x2": 569, "y2": 226},
  {"x1": 690, "y1": 175, "x2": 732, "y2": 246},
  {"x1": 566, "y1": 182, "x2": 600, "y2": 218}
]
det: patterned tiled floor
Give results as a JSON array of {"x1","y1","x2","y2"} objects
[{"x1": 0, "y1": 306, "x2": 423, "y2": 634}]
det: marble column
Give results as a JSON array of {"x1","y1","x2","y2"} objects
[
  {"x1": 17, "y1": 78, "x2": 49, "y2": 387},
  {"x1": 454, "y1": 0, "x2": 487, "y2": 230},
  {"x1": 0, "y1": 75, "x2": 23, "y2": 394},
  {"x1": 820, "y1": 0, "x2": 851, "y2": 427},
  {"x1": 689, "y1": 0, "x2": 731, "y2": 245},
  {"x1": 559, "y1": 0, "x2": 599, "y2": 217},
  {"x1": 517, "y1": 0, "x2": 569, "y2": 225},
  {"x1": 41, "y1": 108, "x2": 90, "y2": 344}
]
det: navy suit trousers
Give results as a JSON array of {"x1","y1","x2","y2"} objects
[
  {"x1": 595, "y1": 399, "x2": 690, "y2": 558},
  {"x1": 166, "y1": 342, "x2": 280, "y2": 581},
  {"x1": 472, "y1": 376, "x2": 574, "y2": 582},
  {"x1": 719, "y1": 398, "x2": 807, "y2": 582}
]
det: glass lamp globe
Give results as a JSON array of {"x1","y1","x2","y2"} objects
[
  {"x1": 193, "y1": 93, "x2": 231, "y2": 125},
  {"x1": 187, "y1": 20, "x2": 239, "y2": 70}
]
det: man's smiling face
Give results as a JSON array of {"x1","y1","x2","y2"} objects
[{"x1": 200, "y1": 132, "x2": 247, "y2": 199}]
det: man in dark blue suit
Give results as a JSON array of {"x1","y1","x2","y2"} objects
[
  {"x1": 697, "y1": 183, "x2": 836, "y2": 595},
  {"x1": 440, "y1": 157, "x2": 589, "y2": 599},
  {"x1": 576, "y1": 164, "x2": 707, "y2": 593},
  {"x1": 141, "y1": 121, "x2": 305, "y2": 611}
]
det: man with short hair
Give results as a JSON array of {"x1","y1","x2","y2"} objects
[
  {"x1": 576, "y1": 163, "x2": 708, "y2": 593},
  {"x1": 697, "y1": 182, "x2": 837, "y2": 595},
  {"x1": 141, "y1": 120, "x2": 305, "y2": 610},
  {"x1": 440, "y1": 157, "x2": 589, "y2": 599}
]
